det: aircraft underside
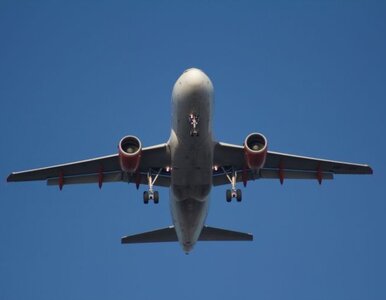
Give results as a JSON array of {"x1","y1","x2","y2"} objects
[{"x1": 7, "y1": 68, "x2": 373, "y2": 253}]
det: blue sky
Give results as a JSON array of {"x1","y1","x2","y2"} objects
[{"x1": 1, "y1": 1, "x2": 385, "y2": 299}]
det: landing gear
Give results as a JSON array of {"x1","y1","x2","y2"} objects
[
  {"x1": 143, "y1": 169, "x2": 161, "y2": 204},
  {"x1": 223, "y1": 167, "x2": 243, "y2": 202},
  {"x1": 143, "y1": 190, "x2": 159, "y2": 204},
  {"x1": 225, "y1": 188, "x2": 242, "y2": 202},
  {"x1": 188, "y1": 113, "x2": 199, "y2": 136}
]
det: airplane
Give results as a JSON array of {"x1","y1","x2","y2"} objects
[{"x1": 7, "y1": 68, "x2": 373, "y2": 253}]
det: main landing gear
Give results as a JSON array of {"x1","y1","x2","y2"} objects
[
  {"x1": 143, "y1": 190, "x2": 159, "y2": 204},
  {"x1": 143, "y1": 169, "x2": 162, "y2": 204},
  {"x1": 189, "y1": 113, "x2": 199, "y2": 136},
  {"x1": 226, "y1": 188, "x2": 242, "y2": 202},
  {"x1": 222, "y1": 168, "x2": 242, "y2": 202}
]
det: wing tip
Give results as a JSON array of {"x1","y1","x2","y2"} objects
[
  {"x1": 368, "y1": 166, "x2": 374, "y2": 175},
  {"x1": 6, "y1": 173, "x2": 15, "y2": 182},
  {"x1": 359, "y1": 165, "x2": 373, "y2": 175}
]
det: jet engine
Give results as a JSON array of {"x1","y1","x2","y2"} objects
[
  {"x1": 118, "y1": 135, "x2": 142, "y2": 173},
  {"x1": 244, "y1": 133, "x2": 268, "y2": 170}
]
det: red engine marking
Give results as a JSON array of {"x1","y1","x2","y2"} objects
[
  {"x1": 279, "y1": 161, "x2": 284, "y2": 185},
  {"x1": 317, "y1": 164, "x2": 323, "y2": 185},
  {"x1": 98, "y1": 167, "x2": 103, "y2": 189},
  {"x1": 135, "y1": 172, "x2": 141, "y2": 190},
  {"x1": 242, "y1": 167, "x2": 248, "y2": 187},
  {"x1": 58, "y1": 171, "x2": 64, "y2": 191}
]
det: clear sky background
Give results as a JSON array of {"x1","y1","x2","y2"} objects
[{"x1": 1, "y1": 1, "x2": 385, "y2": 299}]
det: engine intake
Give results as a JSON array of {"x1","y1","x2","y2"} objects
[
  {"x1": 118, "y1": 135, "x2": 142, "y2": 173},
  {"x1": 244, "y1": 133, "x2": 268, "y2": 170}
]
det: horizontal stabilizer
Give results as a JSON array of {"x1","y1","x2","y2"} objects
[
  {"x1": 199, "y1": 226, "x2": 253, "y2": 241},
  {"x1": 121, "y1": 226, "x2": 177, "y2": 244},
  {"x1": 121, "y1": 225, "x2": 253, "y2": 244}
]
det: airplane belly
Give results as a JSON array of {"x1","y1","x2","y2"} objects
[
  {"x1": 171, "y1": 140, "x2": 212, "y2": 201},
  {"x1": 168, "y1": 68, "x2": 214, "y2": 252},
  {"x1": 170, "y1": 140, "x2": 212, "y2": 252},
  {"x1": 170, "y1": 76, "x2": 214, "y2": 201},
  {"x1": 170, "y1": 193, "x2": 209, "y2": 253}
]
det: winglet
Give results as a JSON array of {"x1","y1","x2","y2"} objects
[{"x1": 6, "y1": 173, "x2": 13, "y2": 182}]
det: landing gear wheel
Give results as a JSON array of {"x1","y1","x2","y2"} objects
[
  {"x1": 226, "y1": 189, "x2": 232, "y2": 202},
  {"x1": 143, "y1": 191, "x2": 149, "y2": 204},
  {"x1": 154, "y1": 191, "x2": 159, "y2": 204},
  {"x1": 189, "y1": 113, "x2": 199, "y2": 136},
  {"x1": 236, "y1": 189, "x2": 242, "y2": 202},
  {"x1": 190, "y1": 130, "x2": 199, "y2": 137}
]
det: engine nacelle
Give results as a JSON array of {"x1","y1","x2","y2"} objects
[
  {"x1": 118, "y1": 135, "x2": 142, "y2": 173},
  {"x1": 244, "y1": 133, "x2": 268, "y2": 170}
]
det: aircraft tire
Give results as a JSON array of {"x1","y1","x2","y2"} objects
[
  {"x1": 143, "y1": 191, "x2": 149, "y2": 204},
  {"x1": 226, "y1": 189, "x2": 232, "y2": 202},
  {"x1": 236, "y1": 189, "x2": 242, "y2": 202}
]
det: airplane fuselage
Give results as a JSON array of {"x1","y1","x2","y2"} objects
[{"x1": 168, "y1": 68, "x2": 214, "y2": 252}]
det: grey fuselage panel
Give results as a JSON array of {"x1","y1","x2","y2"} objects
[{"x1": 168, "y1": 68, "x2": 214, "y2": 252}]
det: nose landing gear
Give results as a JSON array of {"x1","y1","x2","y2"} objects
[{"x1": 188, "y1": 113, "x2": 199, "y2": 136}]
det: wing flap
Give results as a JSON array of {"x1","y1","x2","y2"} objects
[
  {"x1": 46, "y1": 171, "x2": 171, "y2": 187},
  {"x1": 213, "y1": 169, "x2": 333, "y2": 186},
  {"x1": 7, "y1": 154, "x2": 119, "y2": 182},
  {"x1": 260, "y1": 169, "x2": 334, "y2": 180},
  {"x1": 266, "y1": 151, "x2": 373, "y2": 174},
  {"x1": 47, "y1": 171, "x2": 123, "y2": 185}
]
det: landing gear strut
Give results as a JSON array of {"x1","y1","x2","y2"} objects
[
  {"x1": 223, "y1": 167, "x2": 242, "y2": 202},
  {"x1": 143, "y1": 169, "x2": 161, "y2": 204},
  {"x1": 189, "y1": 113, "x2": 199, "y2": 136}
]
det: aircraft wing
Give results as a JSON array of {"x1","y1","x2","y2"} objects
[
  {"x1": 7, "y1": 143, "x2": 171, "y2": 188},
  {"x1": 213, "y1": 142, "x2": 373, "y2": 186}
]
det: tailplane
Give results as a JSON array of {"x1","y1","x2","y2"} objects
[
  {"x1": 199, "y1": 226, "x2": 253, "y2": 241},
  {"x1": 121, "y1": 226, "x2": 253, "y2": 244}
]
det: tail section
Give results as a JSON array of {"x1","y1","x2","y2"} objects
[
  {"x1": 199, "y1": 226, "x2": 253, "y2": 241},
  {"x1": 121, "y1": 226, "x2": 177, "y2": 244},
  {"x1": 121, "y1": 225, "x2": 253, "y2": 244}
]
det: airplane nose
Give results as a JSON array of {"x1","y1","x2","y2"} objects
[
  {"x1": 173, "y1": 68, "x2": 213, "y2": 99},
  {"x1": 183, "y1": 68, "x2": 207, "y2": 87}
]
